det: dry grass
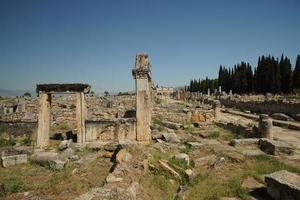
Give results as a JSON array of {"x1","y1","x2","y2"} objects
[
  {"x1": 186, "y1": 155, "x2": 300, "y2": 200},
  {"x1": 0, "y1": 156, "x2": 112, "y2": 200}
]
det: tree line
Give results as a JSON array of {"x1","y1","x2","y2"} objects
[{"x1": 188, "y1": 54, "x2": 300, "y2": 94}]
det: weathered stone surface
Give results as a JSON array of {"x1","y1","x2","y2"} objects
[
  {"x1": 116, "y1": 149, "x2": 132, "y2": 164},
  {"x1": 210, "y1": 157, "x2": 225, "y2": 169},
  {"x1": 265, "y1": 170, "x2": 300, "y2": 200},
  {"x1": 200, "y1": 139, "x2": 221, "y2": 146},
  {"x1": 223, "y1": 151, "x2": 245, "y2": 162},
  {"x1": 191, "y1": 113, "x2": 205, "y2": 123},
  {"x1": 271, "y1": 113, "x2": 291, "y2": 121},
  {"x1": 242, "y1": 177, "x2": 264, "y2": 191},
  {"x1": 106, "y1": 174, "x2": 123, "y2": 183},
  {"x1": 31, "y1": 152, "x2": 59, "y2": 164},
  {"x1": 229, "y1": 138, "x2": 259, "y2": 146},
  {"x1": 185, "y1": 169, "x2": 194, "y2": 180},
  {"x1": 1, "y1": 154, "x2": 27, "y2": 167},
  {"x1": 31, "y1": 152, "x2": 65, "y2": 170},
  {"x1": 133, "y1": 54, "x2": 152, "y2": 142},
  {"x1": 258, "y1": 115, "x2": 273, "y2": 139},
  {"x1": 187, "y1": 142, "x2": 203, "y2": 149},
  {"x1": 104, "y1": 143, "x2": 121, "y2": 152},
  {"x1": 158, "y1": 159, "x2": 181, "y2": 180},
  {"x1": 61, "y1": 147, "x2": 74, "y2": 159},
  {"x1": 258, "y1": 139, "x2": 293, "y2": 155},
  {"x1": 193, "y1": 155, "x2": 217, "y2": 167},
  {"x1": 58, "y1": 139, "x2": 73, "y2": 151},
  {"x1": 69, "y1": 155, "x2": 80, "y2": 161},
  {"x1": 161, "y1": 121, "x2": 182, "y2": 130},
  {"x1": 50, "y1": 159, "x2": 66, "y2": 170},
  {"x1": 241, "y1": 149, "x2": 266, "y2": 157},
  {"x1": 101, "y1": 151, "x2": 114, "y2": 158},
  {"x1": 175, "y1": 153, "x2": 190, "y2": 165},
  {"x1": 293, "y1": 114, "x2": 300, "y2": 121},
  {"x1": 162, "y1": 132, "x2": 180, "y2": 143},
  {"x1": 36, "y1": 83, "x2": 91, "y2": 93}
]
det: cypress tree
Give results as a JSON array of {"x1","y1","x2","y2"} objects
[{"x1": 293, "y1": 55, "x2": 300, "y2": 90}]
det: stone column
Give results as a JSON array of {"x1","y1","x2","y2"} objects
[
  {"x1": 76, "y1": 92, "x2": 86, "y2": 145},
  {"x1": 36, "y1": 92, "x2": 51, "y2": 149},
  {"x1": 259, "y1": 114, "x2": 273, "y2": 139},
  {"x1": 213, "y1": 100, "x2": 221, "y2": 121},
  {"x1": 132, "y1": 54, "x2": 152, "y2": 142},
  {"x1": 207, "y1": 88, "x2": 210, "y2": 96}
]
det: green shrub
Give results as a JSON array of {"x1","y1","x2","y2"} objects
[
  {"x1": 0, "y1": 138, "x2": 16, "y2": 147},
  {"x1": 21, "y1": 136, "x2": 32, "y2": 146},
  {"x1": 208, "y1": 131, "x2": 220, "y2": 139}
]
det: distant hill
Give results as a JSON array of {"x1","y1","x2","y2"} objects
[{"x1": 0, "y1": 89, "x2": 34, "y2": 97}]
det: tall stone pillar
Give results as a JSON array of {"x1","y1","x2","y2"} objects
[
  {"x1": 76, "y1": 92, "x2": 86, "y2": 145},
  {"x1": 132, "y1": 54, "x2": 152, "y2": 142},
  {"x1": 207, "y1": 88, "x2": 210, "y2": 96},
  {"x1": 36, "y1": 92, "x2": 51, "y2": 149}
]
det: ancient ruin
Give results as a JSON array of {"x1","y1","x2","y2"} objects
[
  {"x1": 35, "y1": 84, "x2": 90, "y2": 149},
  {"x1": 1, "y1": 55, "x2": 300, "y2": 200},
  {"x1": 132, "y1": 54, "x2": 152, "y2": 143}
]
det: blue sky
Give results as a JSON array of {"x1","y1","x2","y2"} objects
[{"x1": 0, "y1": 0, "x2": 299, "y2": 93}]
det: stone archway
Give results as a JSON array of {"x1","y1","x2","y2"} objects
[{"x1": 36, "y1": 84, "x2": 91, "y2": 149}]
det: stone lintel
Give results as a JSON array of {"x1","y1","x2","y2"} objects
[{"x1": 36, "y1": 83, "x2": 91, "y2": 94}]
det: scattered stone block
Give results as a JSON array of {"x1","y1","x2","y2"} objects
[
  {"x1": 158, "y1": 159, "x2": 181, "y2": 180},
  {"x1": 210, "y1": 157, "x2": 225, "y2": 169},
  {"x1": 258, "y1": 115, "x2": 273, "y2": 139},
  {"x1": 241, "y1": 149, "x2": 266, "y2": 157},
  {"x1": 175, "y1": 153, "x2": 190, "y2": 165},
  {"x1": 242, "y1": 177, "x2": 264, "y2": 191},
  {"x1": 58, "y1": 139, "x2": 73, "y2": 151},
  {"x1": 31, "y1": 151, "x2": 65, "y2": 170},
  {"x1": 292, "y1": 114, "x2": 300, "y2": 121},
  {"x1": 31, "y1": 152, "x2": 59, "y2": 164},
  {"x1": 104, "y1": 143, "x2": 121, "y2": 152},
  {"x1": 1, "y1": 154, "x2": 27, "y2": 168},
  {"x1": 265, "y1": 170, "x2": 300, "y2": 200},
  {"x1": 194, "y1": 155, "x2": 217, "y2": 167},
  {"x1": 201, "y1": 139, "x2": 221, "y2": 146},
  {"x1": 191, "y1": 113, "x2": 206, "y2": 123},
  {"x1": 106, "y1": 174, "x2": 123, "y2": 183},
  {"x1": 61, "y1": 147, "x2": 74, "y2": 159},
  {"x1": 50, "y1": 159, "x2": 66, "y2": 170},
  {"x1": 116, "y1": 149, "x2": 132, "y2": 164},
  {"x1": 258, "y1": 139, "x2": 293, "y2": 155},
  {"x1": 101, "y1": 151, "x2": 114, "y2": 158},
  {"x1": 223, "y1": 151, "x2": 245, "y2": 162},
  {"x1": 162, "y1": 121, "x2": 182, "y2": 130},
  {"x1": 187, "y1": 142, "x2": 203, "y2": 149},
  {"x1": 271, "y1": 113, "x2": 291, "y2": 121},
  {"x1": 229, "y1": 138, "x2": 259, "y2": 147},
  {"x1": 162, "y1": 132, "x2": 180, "y2": 143},
  {"x1": 69, "y1": 155, "x2": 80, "y2": 161},
  {"x1": 184, "y1": 169, "x2": 194, "y2": 180}
]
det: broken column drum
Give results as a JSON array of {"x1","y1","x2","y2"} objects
[
  {"x1": 132, "y1": 54, "x2": 152, "y2": 142},
  {"x1": 259, "y1": 114, "x2": 273, "y2": 139},
  {"x1": 213, "y1": 100, "x2": 221, "y2": 121}
]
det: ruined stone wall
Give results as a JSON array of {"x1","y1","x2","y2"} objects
[
  {"x1": 0, "y1": 121, "x2": 37, "y2": 139},
  {"x1": 220, "y1": 99, "x2": 300, "y2": 116},
  {"x1": 85, "y1": 118, "x2": 136, "y2": 143}
]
